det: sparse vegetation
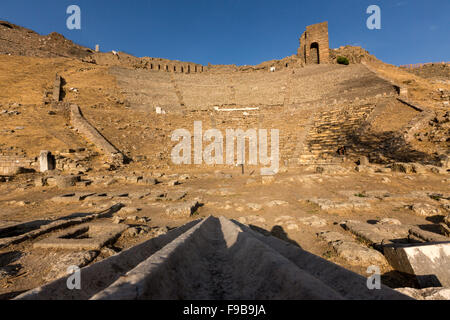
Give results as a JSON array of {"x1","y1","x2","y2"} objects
[
  {"x1": 354, "y1": 192, "x2": 368, "y2": 198},
  {"x1": 337, "y1": 56, "x2": 350, "y2": 65}
]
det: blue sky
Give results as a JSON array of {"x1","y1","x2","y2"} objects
[{"x1": 0, "y1": 0, "x2": 449, "y2": 66}]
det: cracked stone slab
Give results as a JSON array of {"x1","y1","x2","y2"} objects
[
  {"x1": 340, "y1": 220, "x2": 410, "y2": 247},
  {"x1": 0, "y1": 204, "x2": 124, "y2": 249},
  {"x1": 316, "y1": 231, "x2": 387, "y2": 266},
  {"x1": 165, "y1": 201, "x2": 200, "y2": 218},
  {"x1": 33, "y1": 223, "x2": 128, "y2": 250}
]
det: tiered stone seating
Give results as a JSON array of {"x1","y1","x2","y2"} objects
[
  {"x1": 175, "y1": 70, "x2": 289, "y2": 108},
  {"x1": 109, "y1": 67, "x2": 179, "y2": 110},
  {"x1": 299, "y1": 104, "x2": 375, "y2": 163},
  {"x1": 108, "y1": 62, "x2": 399, "y2": 167}
]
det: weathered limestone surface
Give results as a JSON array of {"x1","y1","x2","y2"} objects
[
  {"x1": 340, "y1": 220, "x2": 410, "y2": 247},
  {"x1": 298, "y1": 22, "x2": 330, "y2": 65},
  {"x1": 395, "y1": 287, "x2": 450, "y2": 300},
  {"x1": 39, "y1": 150, "x2": 55, "y2": 172},
  {"x1": 52, "y1": 74, "x2": 62, "y2": 102},
  {"x1": 384, "y1": 242, "x2": 450, "y2": 288},
  {"x1": 33, "y1": 223, "x2": 127, "y2": 250},
  {"x1": 440, "y1": 222, "x2": 450, "y2": 237},
  {"x1": 0, "y1": 204, "x2": 124, "y2": 249},
  {"x1": 317, "y1": 230, "x2": 387, "y2": 266},
  {"x1": 164, "y1": 201, "x2": 200, "y2": 218},
  {"x1": 0, "y1": 154, "x2": 34, "y2": 175},
  {"x1": 409, "y1": 226, "x2": 449, "y2": 243},
  {"x1": 17, "y1": 216, "x2": 410, "y2": 300}
]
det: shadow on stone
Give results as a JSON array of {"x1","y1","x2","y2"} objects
[
  {"x1": 0, "y1": 251, "x2": 23, "y2": 267},
  {"x1": 417, "y1": 223, "x2": 444, "y2": 234},
  {"x1": 381, "y1": 270, "x2": 421, "y2": 289},
  {"x1": 425, "y1": 215, "x2": 445, "y2": 224},
  {"x1": 346, "y1": 130, "x2": 440, "y2": 165},
  {"x1": 248, "y1": 224, "x2": 302, "y2": 249}
]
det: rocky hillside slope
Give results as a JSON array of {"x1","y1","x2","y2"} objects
[{"x1": 0, "y1": 20, "x2": 93, "y2": 59}]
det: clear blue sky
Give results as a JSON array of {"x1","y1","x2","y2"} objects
[{"x1": 1, "y1": 0, "x2": 449, "y2": 66}]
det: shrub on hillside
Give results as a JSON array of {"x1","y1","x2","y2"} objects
[{"x1": 337, "y1": 56, "x2": 350, "y2": 65}]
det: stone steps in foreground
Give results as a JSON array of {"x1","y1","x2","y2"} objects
[{"x1": 16, "y1": 216, "x2": 410, "y2": 300}]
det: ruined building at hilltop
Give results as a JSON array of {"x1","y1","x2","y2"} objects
[{"x1": 298, "y1": 22, "x2": 330, "y2": 65}]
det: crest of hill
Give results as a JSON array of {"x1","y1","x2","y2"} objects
[
  {"x1": 0, "y1": 20, "x2": 383, "y2": 70},
  {"x1": 402, "y1": 63, "x2": 450, "y2": 81},
  {"x1": 0, "y1": 20, "x2": 93, "y2": 59},
  {"x1": 330, "y1": 46, "x2": 381, "y2": 64}
]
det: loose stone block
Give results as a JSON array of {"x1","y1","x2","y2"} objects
[
  {"x1": 409, "y1": 203, "x2": 441, "y2": 217},
  {"x1": 247, "y1": 203, "x2": 262, "y2": 211},
  {"x1": 55, "y1": 175, "x2": 80, "y2": 188},
  {"x1": 261, "y1": 176, "x2": 275, "y2": 185},
  {"x1": 317, "y1": 231, "x2": 387, "y2": 266},
  {"x1": 33, "y1": 223, "x2": 128, "y2": 251},
  {"x1": 358, "y1": 156, "x2": 369, "y2": 166},
  {"x1": 391, "y1": 162, "x2": 414, "y2": 174},
  {"x1": 165, "y1": 191, "x2": 187, "y2": 201},
  {"x1": 39, "y1": 150, "x2": 55, "y2": 172},
  {"x1": 237, "y1": 215, "x2": 266, "y2": 225},
  {"x1": 408, "y1": 226, "x2": 449, "y2": 243},
  {"x1": 384, "y1": 242, "x2": 450, "y2": 288},
  {"x1": 298, "y1": 216, "x2": 327, "y2": 227},
  {"x1": 439, "y1": 223, "x2": 450, "y2": 237},
  {"x1": 165, "y1": 201, "x2": 200, "y2": 218},
  {"x1": 333, "y1": 241, "x2": 388, "y2": 267},
  {"x1": 140, "y1": 177, "x2": 158, "y2": 185},
  {"x1": 168, "y1": 180, "x2": 180, "y2": 186},
  {"x1": 340, "y1": 220, "x2": 410, "y2": 247}
]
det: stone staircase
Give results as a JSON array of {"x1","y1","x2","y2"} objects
[
  {"x1": 298, "y1": 104, "x2": 376, "y2": 164},
  {"x1": 16, "y1": 216, "x2": 409, "y2": 300}
]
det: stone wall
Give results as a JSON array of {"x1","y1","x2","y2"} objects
[
  {"x1": 298, "y1": 22, "x2": 330, "y2": 65},
  {"x1": 0, "y1": 154, "x2": 35, "y2": 175},
  {"x1": 90, "y1": 52, "x2": 206, "y2": 74},
  {"x1": 52, "y1": 74, "x2": 62, "y2": 102},
  {"x1": 70, "y1": 104, "x2": 124, "y2": 164},
  {"x1": 144, "y1": 58, "x2": 205, "y2": 74},
  {"x1": 112, "y1": 63, "x2": 397, "y2": 113}
]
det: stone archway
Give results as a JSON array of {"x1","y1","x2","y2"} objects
[{"x1": 310, "y1": 42, "x2": 320, "y2": 64}]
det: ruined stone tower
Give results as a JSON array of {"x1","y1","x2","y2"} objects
[{"x1": 298, "y1": 22, "x2": 330, "y2": 65}]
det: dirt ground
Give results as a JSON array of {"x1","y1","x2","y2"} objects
[{"x1": 1, "y1": 162, "x2": 448, "y2": 298}]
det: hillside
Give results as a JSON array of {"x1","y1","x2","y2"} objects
[
  {"x1": 0, "y1": 21, "x2": 93, "y2": 59},
  {"x1": 0, "y1": 21, "x2": 448, "y2": 300}
]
